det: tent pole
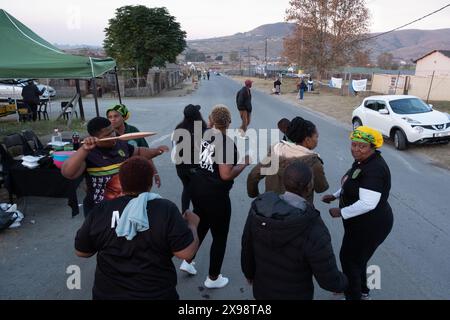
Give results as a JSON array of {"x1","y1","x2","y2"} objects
[
  {"x1": 75, "y1": 80, "x2": 85, "y2": 121},
  {"x1": 92, "y1": 78, "x2": 100, "y2": 117},
  {"x1": 114, "y1": 66, "x2": 122, "y2": 104}
]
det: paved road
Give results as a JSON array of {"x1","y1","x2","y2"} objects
[{"x1": 1, "y1": 75, "x2": 449, "y2": 299}]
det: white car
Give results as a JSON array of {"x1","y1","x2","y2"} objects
[
  {"x1": 0, "y1": 80, "x2": 56, "y2": 100},
  {"x1": 352, "y1": 95, "x2": 450, "y2": 150}
]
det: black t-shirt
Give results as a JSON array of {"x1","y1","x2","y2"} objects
[
  {"x1": 75, "y1": 196, "x2": 193, "y2": 300},
  {"x1": 195, "y1": 131, "x2": 238, "y2": 193},
  {"x1": 339, "y1": 151, "x2": 392, "y2": 226},
  {"x1": 84, "y1": 141, "x2": 134, "y2": 208},
  {"x1": 173, "y1": 127, "x2": 205, "y2": 168}
]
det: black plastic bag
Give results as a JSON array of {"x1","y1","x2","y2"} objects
[{"x1": 0, "y1": 207, "x2": 17, "y2": 231}]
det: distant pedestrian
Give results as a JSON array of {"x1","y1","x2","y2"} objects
[
  {"x1": 21, "y1": 80, "x2": 45, "y2": 121},
  {"x1": 236, "y1": 79, "x2": 253, "y2": 138},
  {"x1": 307, "y1": 77, "x2": 314, "y2": 92},
  {"x1": 273, "y1": 78, "x2": 282, "y2": 95},
  {"x1": 299, "y1": 79, "x2": 307, "y2": 100},
  {"x1": 207, "y1": 71, "x2": 210, "y2": 80}
]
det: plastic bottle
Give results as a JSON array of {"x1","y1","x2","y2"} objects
[
  {"x1": 72, "y1": 131, "x2": 80, "y2": 150},
  {"x1": 51, "y1": 128, "x2": 62, "y2": 144}
]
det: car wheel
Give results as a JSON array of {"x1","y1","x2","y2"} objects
[
  {"x1": 394, "y1": 130, "x2": 408, "y2": 150},
  {"x1": 352, "y1": 118, "x2": 362, "y2": 130}
]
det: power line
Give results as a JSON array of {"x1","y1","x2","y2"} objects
[{"x1": 361, "y1": 3, "x2": 450, "y2": 42}]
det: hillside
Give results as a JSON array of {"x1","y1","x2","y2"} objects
[{"x1": 187, "y1": 22, "x2": 450, "y2": 62}]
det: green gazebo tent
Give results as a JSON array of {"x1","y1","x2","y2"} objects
[{"x1": 0, "y1": 9, "x2": 120, "y2": 118}]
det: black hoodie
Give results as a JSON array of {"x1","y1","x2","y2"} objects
[{"x1": 241, "y1": 192, "x2": 347, "y2": 300}]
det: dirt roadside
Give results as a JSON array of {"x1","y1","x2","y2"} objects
[{"x1": 232, "y1": 76, "x2": 450, "y2": 170}]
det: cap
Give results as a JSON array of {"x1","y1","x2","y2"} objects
[
  {"x1": 245, "y1": 79, "x2": 253, "y2": 86},
  {"x1": 183, "y1": 104, "x2": 201, "y2": 118}
]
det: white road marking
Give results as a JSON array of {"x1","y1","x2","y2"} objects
[{"x1": 149, "y1": 133, "x2": 171, "y2": 147}]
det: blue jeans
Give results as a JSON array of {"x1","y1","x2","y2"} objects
[{"x1": 299, "y1": 89, "x2": 304, "y2": 100}]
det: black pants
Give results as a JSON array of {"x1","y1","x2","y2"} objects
[
  {"x1": 28, "y1": 103, "x2": 38, "y2": 121},
  {"x1": 190, "y1": 187, "x2": 231, "y2": 278},
  {"x1": 340, "y1": 208, "x2": 393, "y2": 300},
  {"x1": 83, "y1": 197, "x2": 95, "y2": 218},
  {"x1": 176, "y1": 165, "x2": 194, "y2": 213}
]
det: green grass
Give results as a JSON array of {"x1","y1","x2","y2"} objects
[{"x1": 0, "y1": 118, "x2": 87, "y2": 140}]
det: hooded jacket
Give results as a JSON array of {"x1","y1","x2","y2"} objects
[
  {"x1": 241, "y1": 192, "x2": 347, "y2": 300},
  {"x1": 247, "y1": 141, "x2": 329, "y2": 204}
]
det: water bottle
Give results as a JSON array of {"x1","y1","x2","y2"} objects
[
  {"x1": 52, "y1": 129, "x2": 62, "y2": 144},
  {"x1": 72, "y1": 131, "x2": 80, "y2": 150}
]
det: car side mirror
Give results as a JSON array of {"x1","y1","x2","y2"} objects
[{"x1": 379, "y1": 109, "x2": 389, "y2": 115}]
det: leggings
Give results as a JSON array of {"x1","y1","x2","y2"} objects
[
  {"x1": 176, "y1": 165, "x2": 193, "y2": 212},
  {"x1": 340, "y1": 209, "x2": 393, "y2": 300},
  {"x1": 190, "y1": 190, "x2": 231, "y2": 278}
]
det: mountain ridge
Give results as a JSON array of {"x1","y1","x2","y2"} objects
[{"x1": 187, "y1": 22, "x2": 450, "y2": 62}]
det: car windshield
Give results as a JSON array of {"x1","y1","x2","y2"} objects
[{"x1": 389, "y1": 98, "x2": 432, "y2": 114}]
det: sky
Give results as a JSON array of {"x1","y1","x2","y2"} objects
[{"x1": 1, "y1": 0, "x2": 449, "y2": 46}]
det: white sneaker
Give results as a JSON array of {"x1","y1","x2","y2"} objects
[
  {"x1": 361, "y1": 293, "x2": 371, "y2": 300},
  {"x1": 180, "y1": 260, "x2": 197, "y2": 275},
  {"x1": 204, "y1": 274, "x2": 229, "y2": 289}
]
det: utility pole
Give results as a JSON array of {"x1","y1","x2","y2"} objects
[
  {"x1": 136, "y1": 62, "x2": 139, "y2": 93},
  {"x1": 426, "y1": 71, "x2": 435, "y2": 103},
  {"x1": 264, "y1": 38, "x2": 268, "y2": 65},
  {"x1": 300, "y1": 24, "x2": 304, "y2": 68},
  {"x1": 239, "y1": 51, "x2": 242, "y2": 75},
  {"x1": 248, "y1": 46, "x2": 251, "y2": 76},
  {"x1": 264, "y1": 38, "x2": 268, "y2": 78}
]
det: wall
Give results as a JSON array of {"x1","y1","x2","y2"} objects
[
  {"x1": 372, "y1": 73, "x2": 450, "y2": 101},
  {"x1": 415, "y1": 52, "x2": 450, "y2": 77}
]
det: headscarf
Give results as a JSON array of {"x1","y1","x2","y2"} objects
[
  {"x1": 350, "y1": 126, "x2": 383, "y2": 149},
  {"x1": 106, "y1": 104, "x2": 130, "y2": 121}
]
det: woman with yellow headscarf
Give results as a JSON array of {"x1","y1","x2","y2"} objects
[
  {"x1": 106, "y1": 104, "x2": 162, "y2": 188},
  {"x1": 321, "y1": 126, "x2": 393, "y2": 300}
]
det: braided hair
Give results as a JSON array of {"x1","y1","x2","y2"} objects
[{"x1": 286, "y1": 116, "x2": 317, "y2": 144}]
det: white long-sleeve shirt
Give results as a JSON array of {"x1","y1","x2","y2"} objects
[{"x1": 333, "y1": 188, "x2": 381, "y2": 220}]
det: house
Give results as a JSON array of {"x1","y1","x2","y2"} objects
[{"x1": 414, "y1": 50, "x2": 450, "y2": 77}]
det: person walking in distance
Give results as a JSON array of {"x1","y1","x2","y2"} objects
[{"x1": 236, "y1": 79, "x2": 253, "y2": 138}]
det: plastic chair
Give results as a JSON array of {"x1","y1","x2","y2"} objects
[
  {"x1": 21, "y1": 130, "x2": 44, "y2": 155},
  {"x1": 37, "y1": 101, "x2": 49, "y2": 120},
  {"x1": 61, "y1": 101, "x2": 78, "y2": 120}
]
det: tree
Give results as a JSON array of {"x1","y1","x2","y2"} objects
[
  {"x1": 377, "y1": 52, "x2": 396, "y2": 69},
  {"x1": 284, "y1": 0, "x2": 370, "y2": 76},
  {"x1": 352, "y1": 49, "x2": 372, "y2": 67},
  {"x1": 104, "y1": 6, "x2": 186, "y2": 76}
]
